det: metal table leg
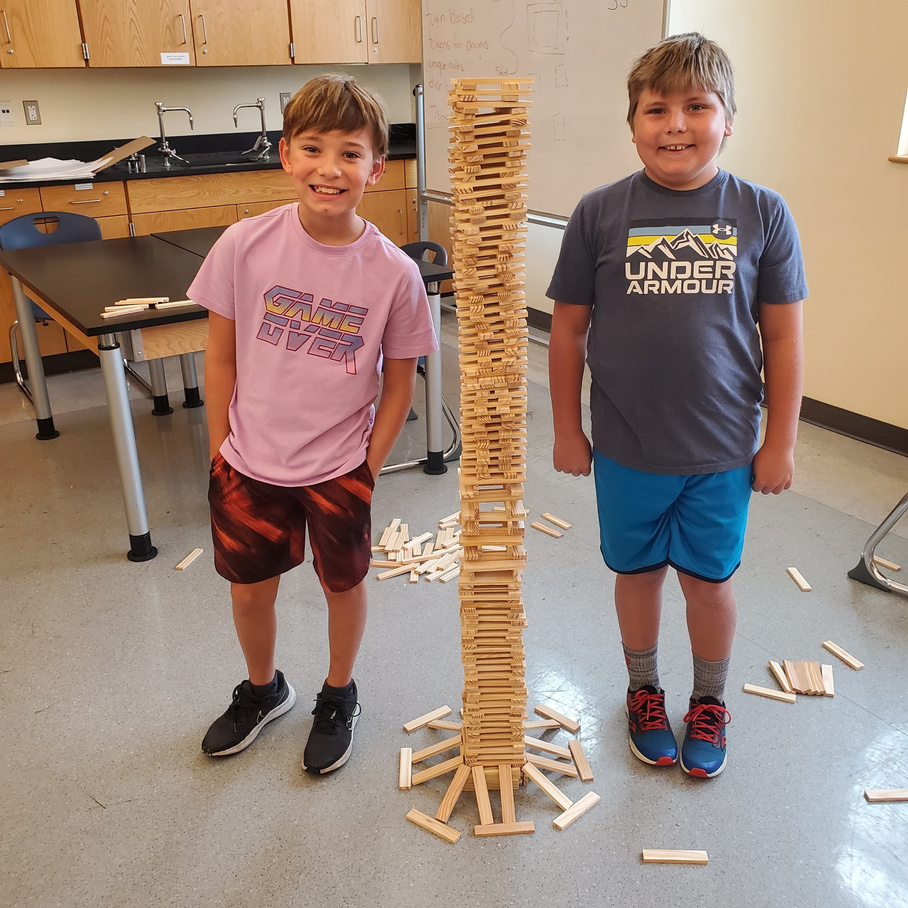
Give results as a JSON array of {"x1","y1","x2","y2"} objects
[
  {"x1": 848, "y1": 491, "x2": 908, "y2": 596},
  {"x1": 98, "y1": 332, "x2": 158, "y2": 562},
  {"x1": 148, "y1": 358, "x2": 173, "y2": 415},
  {"x1": 10, "y1": 276, "x2": 59, "y2": 440},
  {"x1": 422, "y1": 281, "x2": 447, "y2": 474},
  {"x1": 179, "y1": 352, "x2": 204, "y2": 408}
]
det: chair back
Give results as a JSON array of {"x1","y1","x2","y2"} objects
[
  {"x1": 400, "y1": 240, "x2": 448, "y2": 268},
  {"x1": 0, "y1": 211, "x2": 102, "y2": 251}
]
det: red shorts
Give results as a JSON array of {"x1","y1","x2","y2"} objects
[{"x1": 208, "y1": 453, "x2": 374, "y2": 592}]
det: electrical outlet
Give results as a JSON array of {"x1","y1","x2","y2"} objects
[
  {"x1": 23, "y1": 100, "x2": 41, "y2": 125},
  {"x1": 280, "y1": 92, "x2": 291, "y2": 113},
  {"x1": 0, "y1": 101, "x2": 14, "y2": 127}
]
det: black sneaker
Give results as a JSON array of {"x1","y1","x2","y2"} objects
[
  {"x1": 302, "y1": 680, "x2": 361, "y2": 775},
  {"x1": 202, "y1": 670, "x2": 296, "y2": 756}
]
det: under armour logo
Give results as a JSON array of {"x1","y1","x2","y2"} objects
[{"x1": 712, "y1": 221, "x2": 733, "y2": 237}]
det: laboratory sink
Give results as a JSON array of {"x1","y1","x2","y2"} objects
[{"x1": 176, "y1": 150, "x2": 272, "y2": 167}]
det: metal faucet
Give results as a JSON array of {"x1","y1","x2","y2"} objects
[
  {"x1": 233, "y1": 98, "x2": 271, "y2": 160},
  {"x1": 155, "y1": 101, "x2": 194, "y2": 167}
]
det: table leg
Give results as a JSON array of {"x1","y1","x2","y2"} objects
[
  {"x1": 179, "y1": 352, "x2": 204, "y2": 408},
  {"x1": 148, "y1": 358, "x2": 173, "y2": 415},
  {"x1": 422, "y1": 281, "x2": 447, "y2": 475},
  {"x1": 98, "y1": 332, "x2": 158, "y2": 562},
  {"x1": 10, "y1": 276, "x2": 59, "y2": 440},
  {"x1": 848, "y1": 491, "x2": 908, "y2": 597}
]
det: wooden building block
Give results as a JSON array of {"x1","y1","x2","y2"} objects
[
  {"x1": 822, "y1": 640, "x2": 864, "y2": 670},
  {"x1": 743, "y1": 683, "x2": 797, "y2": 704},
  {"x1": 553, "y1": 791, "x2": 600, "y2": 831},
  {"x1": 872, "y1": 556, "x2": 901, "y2": 572},
  {"x1": 411, "y1": 755, "x2": 464, "y2": 786},
  {"x1": 821, "y1": 663, "x2": 835, "y2": 697},
  {"x1": 569, "y1": 739, "x2": 594, "y2": 782},
  {"x1": 406, "y1": 809, "x2": 460, "y2": 844},
  {"x1": 498, "y1": 764, "x2": 516, "y2": 823},
  {"x1": 399, "y1": 748, "x2": 412, "y2": 790},
  {"x1": 863, "y1": 789, "x2": 908, "y2": 802},
  {"x1": 474, "y1": 821, "x2": 536, "y2": 837},
  {"x1": 768, "y1": 660, "x2": 794, "y2": 693},
  {"x1": 436, "y1": 764, "x2": 472, "y2": 823},
  {"x1": 472, "y1": 765, "x2": 495, "y2": 826},
  {"x1": 525, "y1": 753, "x2": 579, "y2": 776},
  {"x1": 412, "y1": 735, "x2": 462, "y2": 764},
  {"x1": 175, "y1": 547, "x2": 203, "y2": 571},
  {"x1": 522, "y1": 762, "x2": 574, "y2": 811},
  {"x1": 787, "y1": 567, "x2": 812, "y2": 591},
  {"x1": 530, "y1": 521, "x2": 562, "y2": 538},
  {"x1": 534, "y1": 704, "x2": 581, "y2": 734},
  {"x1": 523, "y1": 736, "x2": 572, "y2": 760},
  {"x1": 642, "y1": 849, "x2": 709, "y2": 864},
  {"x1": 403, "y1": 706, "x2": 453, "y2": 733},
  {"x1": 541, "y1": 512, "x2": 572, "y2": 530}
]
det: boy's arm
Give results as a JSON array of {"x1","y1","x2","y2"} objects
[
  {"x1": 753, "y1": 300, "x2": 804, "y2": 494},
  {"x1": 366, "y1": 356, "x2": 418, "y2": 478},
  {"x1": 204, "y1": 311, "x2": 238, "y2": 460},
  {"x1": 548, "y1": 301, "x2": 593, "y2": 476}
]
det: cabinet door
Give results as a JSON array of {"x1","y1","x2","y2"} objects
[
  {"x1": 289, "y1": 0, "x2": 367, "y2": 65},
  {"x1": 0, "y1": 187, "x2": 42, "y2": 225},
  {"x1": 191, "y1": 0, "x2": 291, "y2": 66},
  {"x1": 0, "y1": 0, "x2": 85, "y2": 68},
  {"x1": 131, "y1": 206, "x2": 238, "y2": 236},
  {"x1": 357, "y1": 189, "x2": 408, "y2": 245},
  {"x1": 367, "y1": 0, "x2": 420, "y2": 64},
  {"x1": 79, "y1": 0, "x2": 195, "y2": 67}
]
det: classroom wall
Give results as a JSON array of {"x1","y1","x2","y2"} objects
[
  {"x1": 668, "y1": 1, "x2": 908, "y2": 431},
  {"x1": 0, "y1": 65, "x2": 421, "y2": 145}
]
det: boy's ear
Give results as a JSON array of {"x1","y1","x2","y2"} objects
[
  {"x1": 367, "y1": 155, "x2": 386, "y2": 185},
  {"x1": 279, "y1": 137, "x2": 292, "y2": 173},
  {"x1": 724, "y1": 121, "x2": 734, "y2": 138}
]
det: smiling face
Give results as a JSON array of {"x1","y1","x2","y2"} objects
[
  {"x1": 279, "y1": 126, "x2": 385, "y2": 245},
  {"x1": 631, "y1": 86, "x2": 733, "y2": 191}
]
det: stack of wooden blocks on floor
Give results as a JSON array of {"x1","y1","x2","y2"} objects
[{"x1": 401, "y1": 77, "x2": 598, "y2": 841}]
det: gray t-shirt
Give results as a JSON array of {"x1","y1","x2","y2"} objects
[{"x1": 547, "y1": 169, "x2": 808, "y2": 475}]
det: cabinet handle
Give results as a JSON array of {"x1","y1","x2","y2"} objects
[
  {"x1": 178, "y1": 13, "x2": 187, "y2": 44},
  {"x1": 199, "y1": 14, "x2": 208, "y2": 44},
  {"x1": 354, "y1": 15, "x2": 363, "y2": 43},
  {"x1": 2, "y1": 10, "x2": 11, "y2": 44},
  {"x1": 0, "y1": 206, "x2": 15, "y2": 211},
  {"x1": 398, "y1": 209, "x2": 403, "y2": 233},
  {"x1": 371, "y1": 17, "x2": 378, "y2": 45},
  {"x1": 70, "y1": 199, "x2": 102, "y2": 204}
]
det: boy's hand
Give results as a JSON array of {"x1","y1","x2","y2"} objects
[
  {"x1": 751, "y1": 442, "x2": 794, "y2": 494},
  {"x1": 553, "y1": 430, "x2": 592, "y2": 477}
]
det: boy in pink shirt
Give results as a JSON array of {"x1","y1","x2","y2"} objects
[{"x1": 188, "y1": 75, "x2": 437, "y2": 774}]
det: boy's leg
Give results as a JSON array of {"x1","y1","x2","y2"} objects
[
  {"x1": 616, "y1": 567, "x2": 678, "y2": 766},
  {"x1": 232, "y1": 575, "x2": 281, "y2": 686},
  {"x1": 324, "y1": 578, "x2": 368, "y2": 688},
  {"x1": 677, "y1": 574, "x2": 735, "y2": 778}
]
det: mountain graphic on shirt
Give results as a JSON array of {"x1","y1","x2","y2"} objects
[{"x1": 629, "y1": 229, "x2": 737, "y2": 262}]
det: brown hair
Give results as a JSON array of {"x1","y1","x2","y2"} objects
[
  {"x1": 627, "y1": 32, "x2": 736, "y2": 128},
  {"x1": 282, "y1": 74, "x2": 389, "y2": 158}
]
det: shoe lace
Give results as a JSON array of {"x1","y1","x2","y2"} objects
[
  {"x1": 629, "y1": 688, "x2": 670, "y2": 731},
  {"x1": 682, "y1": 702, "x2": 731, "y2": 743},
  {"x1": 311, "y1": 694, "x2": 360, "y2": 735}
]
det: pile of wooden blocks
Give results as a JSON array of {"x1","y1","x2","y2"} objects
[{"x1": 371, "y1": 513, "x2": 462, "y2": 583}]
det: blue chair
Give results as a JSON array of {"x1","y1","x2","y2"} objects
[{"x1": 1, "y1": 211, "x2": 102, "y2": 402}]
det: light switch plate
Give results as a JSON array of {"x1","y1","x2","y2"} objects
[{"x1": 0, "y1": 101, "x2": 14, "y2": 127}]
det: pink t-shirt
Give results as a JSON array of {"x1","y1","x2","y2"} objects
[{"x1": 188, "y1": 204, "x2": 438, "y2": 486}]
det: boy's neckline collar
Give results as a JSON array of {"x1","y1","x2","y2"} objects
[{"x1": 637, "y1": 168, "x2": 728, "y2": 195}]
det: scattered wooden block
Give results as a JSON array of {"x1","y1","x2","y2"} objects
[
  {"x1": 175, "y1": 547, "x2": 203, "y2": 571},
  {"x1": 821, "y1": 663, "x2": 835, "y2": 697},
  {"x1": 530, "y1": 521, "x2": 562, "y2": 538},
  {"x1": 553, "y1": 791, "x2": 600, "y2": 831},
  {"x1": 822, "y1": 640, "x2": 864, "y2": 670},
  {"x1": 525, "y1": 753, "x2": 579, "y2": 776},
  {"x1": 406, "y1": 809, "x2": 460, "y2": 843},
  {"x1": 435, "y1": 764, "x2": 472, "y2": 823},
  {"x1": 522, "y1": 762, "x2": 573, "y2": 811},
  {"x1": 743, "y1": 683, "x2": 796, "y2": 704},
  {"x1": 787, "y1": 567, "x2": 812, "y2": 591},
  {"x1": 474, "y1": 821, "x2": 536, "y2": 837},
  {"x1": 864, "y1": 789, "x2": 908, "y2": 802},
  {"x1": 411, "y1": 755, "x2": 463, "y2": 786},
  {"x1": 541, "y1": 512, "x2": 572, "y2": 530},
  {"x1": 411, "y1": 735, "x2": 462, "y2": 764},
  {"x1": 534, "y1": 703, "x2": 581, "y2": 734},
  {"x1": 398, "y1": 748, "x2": 412, "y2": 790},
  {"x1": 642, "y1": 849, "x2": 709, "y2": 864},
  {"x1": 471, "y1": 765, "x2": 495, "y2": 826},
  {"x1": 403, "y1": 706, "x2": 452, "y2": 733},
  {"x1": 872, "y1": 555, "x2": 901, "y2": 572},
  {"x1": 523, "y1": 736, "x2": 572, "y2": 760},
  {"x1": 569, "y1": 739, "x2": 594, "y2": 782},
  {"x1": 768, "y1": 660, "x2": 794, "y2": 693}
]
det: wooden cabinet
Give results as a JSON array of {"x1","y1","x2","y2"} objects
[
  {"x1": 39, "y1": 181, "x2": 128, "y2": 219},
  {"x1": 357, "y1": 158, "x2": 417, "y2": 244},
  {"x1": 79, "y1": 0, "x2": 291, "y2": 67},
  {"x1": 0, "y1": 0, "x2": 85, "y2": 68},
  {"x1": 190, "y1": 0, "x2": 291, "y2": 66},
  {"x1": 0, "y1": 187, "x2": 42, "y2": 225},
  {"x1": 289, "y1": 0, "x2": 420, "y2": 65}
]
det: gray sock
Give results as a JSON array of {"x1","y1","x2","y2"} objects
[
  {"x1": 623, "y1": 644, "x2": 659, "y2": 691},
  {"x1": 691, "y1": 654, "x2": 730, "y2": 703}
]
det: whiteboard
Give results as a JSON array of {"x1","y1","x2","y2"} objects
[{"x1": 422, "y1": 0, "x2": 667, "y2": 218}]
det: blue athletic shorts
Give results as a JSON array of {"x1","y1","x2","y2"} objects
[{"x1": 592, "y1": 451, "x2": 753, "y2": 583}]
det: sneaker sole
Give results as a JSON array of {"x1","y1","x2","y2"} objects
[
  {"x1": 680, "y1": 752, "x2": 727, "y2": 778},
  {"x1": 206, "y1": 684, "x2": 297, "y2": 757},
  {"x1": 625, "y1": 705, "x2": 678, "y2": 767},
  {"x1": 302, "y1": 712, "x2": 358, "y2": 775}
]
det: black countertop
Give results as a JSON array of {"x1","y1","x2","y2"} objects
[{"x1": 0, "y1": 124, "x2": 416, "y2": 190}]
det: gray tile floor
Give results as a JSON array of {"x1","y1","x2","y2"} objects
[{"x1": 2, "y1": 312, "x2": 907, "y2": 908}]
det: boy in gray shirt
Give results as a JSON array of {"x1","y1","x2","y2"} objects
[{"x1": 547, "y1": 32, "x2": 807, "y2": 777}]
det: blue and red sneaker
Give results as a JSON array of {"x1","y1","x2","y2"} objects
[
  {"x1": 625, "y1": 686, "x2": 678, "y2": 766},
  {"x1": 680, "y1": 697, "x2": 731, "y2": 778}
]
